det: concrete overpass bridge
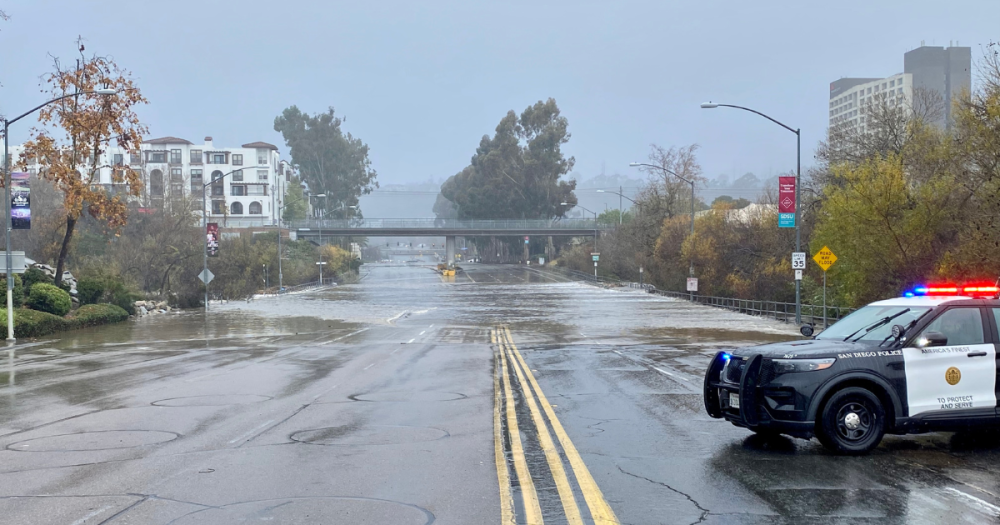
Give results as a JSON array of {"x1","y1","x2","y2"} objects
[{"x1": 289, "y1": 219, "x2": 610, "y2": 266}]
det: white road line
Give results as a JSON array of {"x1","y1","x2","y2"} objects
[
  {"x1": 363, "y1": 363, "x2": 375, "y2": 370},
  {"x1": 70, "y1": 505, "x2": 115, "y2": 525},
  {"x1": 407, "y1": 338, "x2": 415, "y2": 344},
  {"x1": 944, "y1": 487, "x2": 1000, "y2": 515},
  {"x1": 429, "y1": 324, "x2": 434, "y2": 328},
  {"x1": 390, "y1": 347, "x2": 400, "y2": 355},
  {"x1": 420, "y1": 331, "x2": 426, "y2": 335},
  {"x1": 652, "y1": 366, "x2": 690, "y2": 381},
  {"x1": 229, "y1": 419, "x2": 276, "y2": 444}
]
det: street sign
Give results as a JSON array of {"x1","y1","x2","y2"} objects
[
  {"x1": 592, "y1": 255, "x2": 599, "y2": 261},
  {"x1": 524, "y1": 236, "x2": 529, "y2": 244},
  {"x1": 778, "y1": 177, "x2": 796, "y2": 228},
  {"x1": 813, "y1": 246, "x2": 838, "y2": 271},
  {"x1": 795, "y1": 269, "x2": 803, "y2": 280},
  {"x1": 686, "y1": 277, "x2": 698, "y2": 292},
  {"x1": 198, "y1": 268, "x2": 214, "y2": 285},
  {"x1": 791, "y1": 252, "x2": 806, "y2": 270},
  {"x1": 778, "y1": 213, "x2": 795, "y2": 228}
]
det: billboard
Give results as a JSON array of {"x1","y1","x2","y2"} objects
[
  {"x1": 207, "y1": 223, "x2": 220, "y2": 257},
  {"x1": 11, "y1": 172, "x2": 30, "y2": 230}
]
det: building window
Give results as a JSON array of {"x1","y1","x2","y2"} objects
[
  {"x1": 190, "y1": 149, "x2": 202, "y2": 164},
  {"x1": 149, "y1": 151, "x2": 166, "y2": 163},
  {"x1": 249, "y1": 202, "x2": 263, "y2": 215},
  {"x1": 212, "y1": 153, "x2": 226, "y2": 164},
  {"x1": 211, "y1": 170, "x2": 225, "y2": 196},
  {"x1": 170, "y1": 183, "x2": 183, "y2": 198},
  {"x1": 170, "y1": 167, "x2": 183, "y2": 182},
  {"x1": 150, "y1": 169, "x2": 164, "y2": 196},
  {"x1": 248, "y1": 185, "x2": 266, "y2": 196},
  {"x1": 191, "y1": 169, "x2": 203, "y2": 193},
  {"x1": 113, "y1": 154, "x2": 124, "y2": 166},
  {"x1": 231, "y1": 202, "x2": 244, "y2": 215},
  {"x1": 257, "y1": 149, "x2": 269, "y2": 165},
  {"x1": 130, "y1": 153, "x2": 141, "y2": 164},
  {"x1": 212, "y1": 200, "x2": 226, "y2": 214},
  {"x1": 169, "y1": 149, "x2": 182, "y2": 164},
  {"x1": 231, "y1": 185, "x2": 246, "y2": 196},
  {"x1": 232, "y1": 154, "x2": 243, "y2": 166},
  {"x1": 257, "y1": 169, "x2": 268, "y2": 181},
  {"x1": 232, "y1": 169, "x2": 243, "y2": 182}
]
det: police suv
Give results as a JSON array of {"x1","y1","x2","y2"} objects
[{"x1": 703, "y1": 283, "x2": 1000, "y2": 454}]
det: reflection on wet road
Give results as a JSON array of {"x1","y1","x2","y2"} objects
[{"x1": 0, "y1": 264, "x2": 998, "y2": 524}]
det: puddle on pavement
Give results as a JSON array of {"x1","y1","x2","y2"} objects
[
  {"x1": 152, "y1": 394, "x2": 272, "y2": 407},
  {"x1": 8, "y1": 429, "x2": 179, "y2": 452}
]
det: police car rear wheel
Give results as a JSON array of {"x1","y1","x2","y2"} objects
[{"x1": 818, "y1": 387, "x2": 885, "y2": 455}]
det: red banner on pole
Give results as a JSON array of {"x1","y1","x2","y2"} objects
[
  {"x1": 778, "y1": 176, "x2": 796, "y2": 214},
  {"x1": 207, "y1": 223, "x2": 220, "y2": 257}
]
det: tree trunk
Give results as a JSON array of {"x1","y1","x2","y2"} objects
[{"x1": 54, "y1": 215, "x2": 77, "y2": 286}]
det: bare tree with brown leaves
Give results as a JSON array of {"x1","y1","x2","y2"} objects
[{"x1": 18, "y1": 43, "x2": 148, "y2": 285}]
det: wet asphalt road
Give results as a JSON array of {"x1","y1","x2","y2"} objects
[{"x1": 1, "y1": 264, "x2": 999, "y2": 524}]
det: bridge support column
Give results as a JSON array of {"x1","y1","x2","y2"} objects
[{"x1": 446, "y1": 236, "x2": 456, "y2": 268}]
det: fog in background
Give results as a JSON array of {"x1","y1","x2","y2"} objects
[{"x1": 1, "y1": 0, "x2": 995, "y2": 219}]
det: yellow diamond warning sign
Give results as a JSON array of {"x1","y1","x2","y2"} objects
[{"x1": 813, "y1": 246, "x2": 837, "y2": 272}]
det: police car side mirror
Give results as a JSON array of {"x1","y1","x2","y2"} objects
[
  {"x1": 800, "y1": 324, "x2": 814, "y2": 337},
  {"x1": 917, "y1": 331, "x2": 948, "y2": 347}
]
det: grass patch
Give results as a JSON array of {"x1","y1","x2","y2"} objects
[{"x1": 0, "y1": 303, "x2": 131, "y2": 339}]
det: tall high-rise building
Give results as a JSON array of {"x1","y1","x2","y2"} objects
[{"x1": 829, "y1": 44, "x2": 971, "y2": 136}]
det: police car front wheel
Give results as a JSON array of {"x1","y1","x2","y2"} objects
[{"x1": 817, "y1": 387, "x2": 886, "y2": 455}]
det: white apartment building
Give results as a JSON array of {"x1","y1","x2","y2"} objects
[
  {"x1": 7, "y1": 135, "x2": 295, "y2": 228},
  {"x1": 829, "y1": 74, "x2": 912, "y2": 136}
]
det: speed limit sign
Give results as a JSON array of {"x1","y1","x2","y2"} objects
[{"x1": 791, "y1": 252, "x2": 806, "y2": 270}]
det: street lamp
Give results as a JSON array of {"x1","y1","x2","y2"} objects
[
  {"x1": 629, "y1": 162, "x2": 696, "y2": 299},
  {"x1": 597, "y1": 187, "x2": 640, "y2": 225},
  {"x1": 561, "y1": 202, "x2": 599, "y2": 277},
  {"x1": 201, "y1": 167, "x2": 251, "y2": 310},
  {"x1": 701, "y1": 101, "x2": 802, "y2": 323},
  {"x1": 2, "y1": 88, "x2": 117, "y2": 342}
]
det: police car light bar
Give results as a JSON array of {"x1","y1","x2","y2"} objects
[{"x1": 905, "y1": 283, "x2": 999, "y2": 298}]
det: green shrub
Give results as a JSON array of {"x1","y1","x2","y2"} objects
[
  {"x1": 22, "y1": 267, "x2": 53, "y2": 292},
  {"x1": 27, "y1": 283, "x2": 72, "y2": 316},
  {"x1": 0, "y1": 275, "x2": 24, "y2": 308},
  {"x1": 70, "y1": 303, "x2": 130, "y2": 327},
  {"x1": 77, "y1": 277, "x2": 105, "y2": 305},
  {"x1": 58, "y1": 280, "x2": 72, "y2": 294},
  {"x1": 0, "y1": 308, "x2": 70, "y2": 338},
  {"x1": 105, "y1": 280, "x2": 136, "y2": 315}
]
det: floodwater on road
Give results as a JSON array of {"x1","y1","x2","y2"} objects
[{"x1": 0, "y1": 263, "x2": 997, "y2": 524}]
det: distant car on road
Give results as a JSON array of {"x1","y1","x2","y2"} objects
[{"x1": 704, "y1": 283, "x2": 1000, "y2": 454}]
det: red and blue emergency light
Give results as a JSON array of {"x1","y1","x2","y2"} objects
[{"x1": 904, "y1": 282, "x2": 999, "y2": 298}]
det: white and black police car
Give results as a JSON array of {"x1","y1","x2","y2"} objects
[{"x1": 704, "y1": 282, "x2": 1000, "y2": 454}]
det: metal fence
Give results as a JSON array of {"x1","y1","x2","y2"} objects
[{"x1": 547, "y1": 266, "x2": 854, "y2": 328}]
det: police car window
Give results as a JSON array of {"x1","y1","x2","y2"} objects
[
  {"x1": 992, "y1": 309, "x2": 1000, "y2": 337},
  {"x1": 816, "y1": 305, "x2": 930, "y2": 341},
  {"x1": 920, "y1": 308, "x2": 985, "y2": 346}
]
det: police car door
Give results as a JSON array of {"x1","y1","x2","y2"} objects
[{"x1": 903, "y1": 307, "x2": 996, "y2": 417}]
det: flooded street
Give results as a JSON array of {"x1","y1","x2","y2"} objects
[{"x1": 1, "y1": 264, "x2": 999, "y2": 524}]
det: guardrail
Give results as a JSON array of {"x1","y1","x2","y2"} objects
[{"x1": 545, "y1": 266, "x2": 854, "y2": 328}]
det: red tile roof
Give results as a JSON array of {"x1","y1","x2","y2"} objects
[
  {"x1": 145, "y1": 136, "x2": 193, "y2": 145},
  {"x1": 241, "y1": 141, "x2": 279, "y2": 151}
]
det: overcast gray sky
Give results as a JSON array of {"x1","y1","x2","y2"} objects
[{"x1": 1, "y1": 0, "x2": 996, "y2": 186}]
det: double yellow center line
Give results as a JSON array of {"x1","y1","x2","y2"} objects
[{"x1": 492, "y1": 326, "x2": 619, "y2": 525}]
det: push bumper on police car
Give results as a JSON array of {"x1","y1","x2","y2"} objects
[{"x1": 704, "y1": 351, "x2": 826, "y2": 439}]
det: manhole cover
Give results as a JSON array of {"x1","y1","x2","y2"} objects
[
  {"x1": 152, "y1": 394, "x2": 272, "y2": 407},
  {"x1": 349, "y1": 391, "x2": 467, "y2": 402},
  {"x1": 7, "y1": 430, "x2": 179, "y2": 452},
  {"x1": 171, "y1": 497, "x2": 433, "y2": 524},
  {"x1": 290, "y1": 425, "x2": 448, "y2": 446}
]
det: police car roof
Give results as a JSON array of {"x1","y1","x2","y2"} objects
[{"x1": 868, "y1": 296, "x2": 995, "y2": 307}]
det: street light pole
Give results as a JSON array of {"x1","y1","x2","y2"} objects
[
  {"x1": 629, "y1": 162, "x2": 696, "y2": 299},
  {"x1": 2, "y1": 88, "x2": 116, "y2": 342},
  {"x1": 202, "y1": 167, "x2": 251, "y2": 310},
  {"x1": 561, "y1": 202, "x2": 598, "y2": 277},
  {"x1": 701, "y1": 102, "x2": 802, "y2": 323}
]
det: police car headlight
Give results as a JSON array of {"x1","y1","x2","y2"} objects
[{"x1": 772, "y1": 358, "x2": 836, "y2": 374}]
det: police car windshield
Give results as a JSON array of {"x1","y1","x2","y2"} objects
[{"x1": 816, "y1": 305, "x2": 932, "y2": 342}]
